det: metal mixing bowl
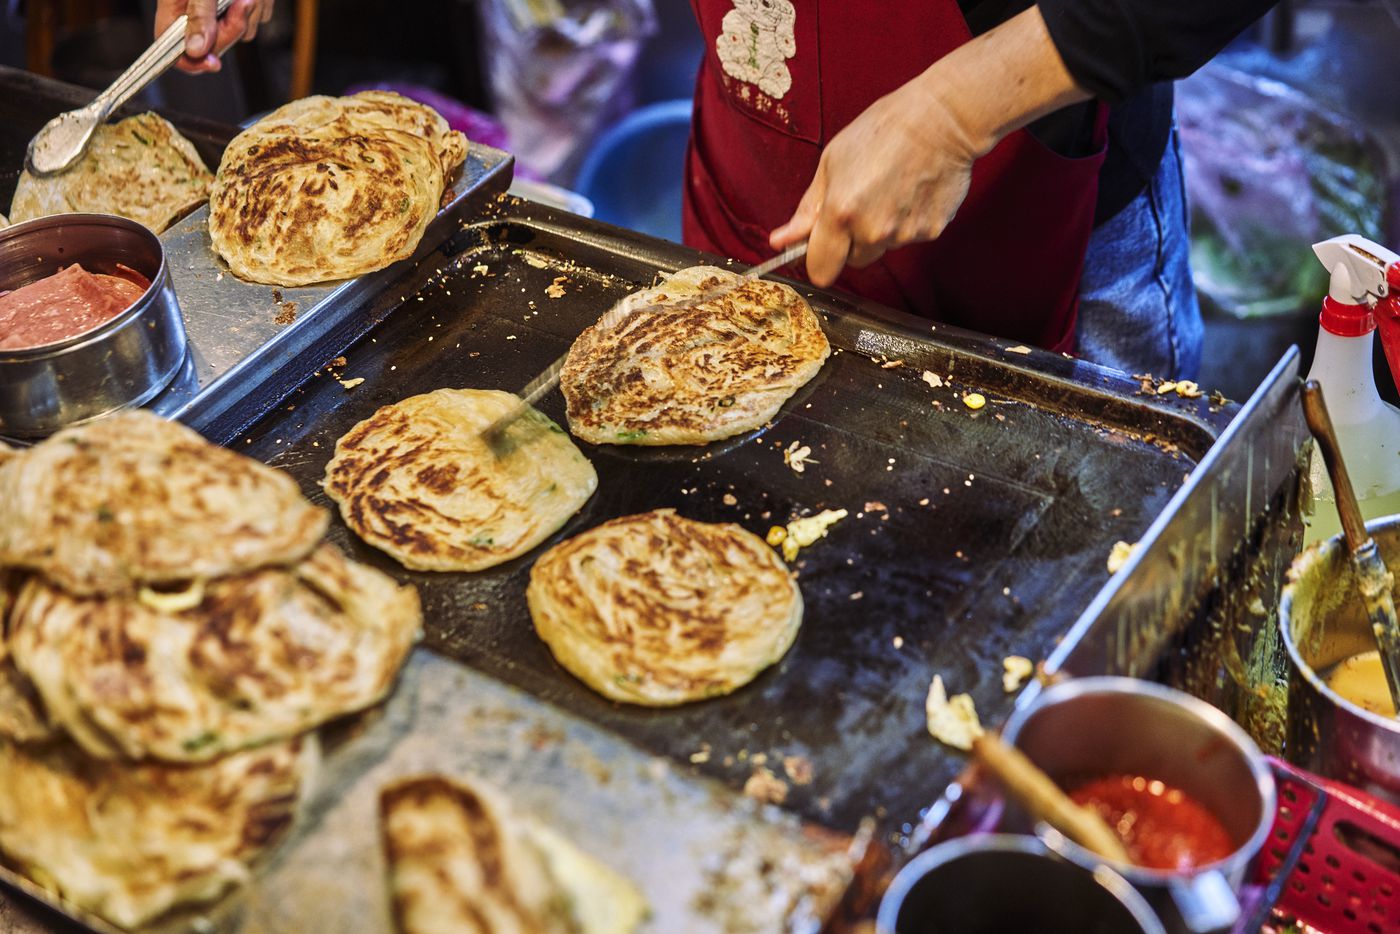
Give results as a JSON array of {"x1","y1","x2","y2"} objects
[
  {"x1": 0, "y1": 213, "x2": 186, "y2": 437},
  {"x1": 1280, "y1": 521, "x2": 1400, "y2": 805}
]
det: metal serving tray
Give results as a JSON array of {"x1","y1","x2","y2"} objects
[
  {"x1": 235, "y1": 197, "x2": 1233, "y2": 837},
  {"x1": 0, "y1": 65, "x2": 514, "y2": 443}
]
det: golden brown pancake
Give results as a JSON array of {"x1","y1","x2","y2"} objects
[
  {"x1": 324, "y1": 389, "x2": 597, "y2": 572},
  {"x1": 8, "y1": 544, "x2": 421, "y2": 761},
  {"x1": 208, "y1": 91, "x2": 467, "y2": 286},
  {"x1": 0, "y1": 734, "x2": 314, "y2": 930},
  {"x1": 0, "y1": 570, "x2": 53, "y2": 744},
  {"x1": 527, "y1": 509, "x2": 802, "y2": 705},
  {"x1": 10, "y1": 112, "x2": 212, "y2": 233},
  {"x1": 381, "y1": 775, "x2": 646, "y2": 934},
  {"x1": 561, "y1": 265, "x2": 829, "y2": 445},
  {"x1": 0, "y1": 411, "x2": 328, "y2": 596}
]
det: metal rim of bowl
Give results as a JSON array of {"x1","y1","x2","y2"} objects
[
  {"x1": 875, "y1": 833, "x2": 1167, "y2": 934},
  {"x1": 0, "y1": 212, "x2": 168, "y2": 360},
  {"x1": 1279, "y1": 530, "x2": 1400, "y2": 734},
  {"x1": 999, "y1": 675, "x2": 1278, "y2": 884}
]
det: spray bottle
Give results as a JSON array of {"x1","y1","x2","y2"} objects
[{"x1": 1304, "y1": 235, "x2": 1400, "y2": 545}]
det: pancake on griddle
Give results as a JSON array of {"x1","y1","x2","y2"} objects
[
  {"x1": 208, "y1": 91, "x2": 467, "y2": 286},
  {"x1": 0, "y1": 411, "x2": 328, "y2": 596},
  {"x1": 10, "y1": 112, "x2": 212, "y2": 233},
  {"x1": 323, "y1": 389, "x2": 598, "y2": 572},
  {"x1": 381, "y1": 775, "x2": 646, "y2": 934},
  {"x1": 8, "y1": 544, "x2": 421, "y2": 761},
  {"x1": 561, "y1": 265, "x2": 829, "y2": 446},
  {"x1": 0, "y1": 734, "x2": 314, "y2": 930},
  {"x1": 527, "y1": 509, "x2": 802, "y2": 706}
]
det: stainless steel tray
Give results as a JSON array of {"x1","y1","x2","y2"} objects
[{"x1": 145, "y1": 143, "x2": 514, "y2": 442}]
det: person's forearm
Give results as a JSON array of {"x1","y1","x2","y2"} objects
[{"x1": 911, "y1": 6, "x2": 1090, "y2": 159}]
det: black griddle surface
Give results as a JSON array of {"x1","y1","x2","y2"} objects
[{"x1": 239, "y1": 200, "x2": 1227, "y2": 833}]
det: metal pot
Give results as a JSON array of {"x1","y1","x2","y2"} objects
[
  {"x1": 876, "y1": 834, "x2": 1166, "y2": 934},
  {"x1": 0, "y1": 213, "x2": 186, "y2": 437},
  {"x1": 1279, "y1": 520, "x2": 1400, "y2": 804},
  {"x1": 999, "y1": 677, "x2": 1277, "y2": 934}
]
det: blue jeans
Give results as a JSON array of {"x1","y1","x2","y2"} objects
[{"x1": 1074, "y1": 128, "x2": 1204, "y2": 380}]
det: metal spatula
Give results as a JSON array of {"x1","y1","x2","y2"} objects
[
  {"x1": 25, "y1": 0, "x2": 234, "y2": 177},
  {"x1": 1301, "y1": 379, "x2": 1400, "y2": 712},
  {"x1": 481, "y1": 241, "x2": 809, "y2": 451}
]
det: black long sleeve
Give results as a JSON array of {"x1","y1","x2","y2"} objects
[{"x1": 1037, "y1": 0, "x2": 1278, "y2": 104}]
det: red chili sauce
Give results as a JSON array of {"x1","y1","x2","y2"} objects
[
  {"x1": 0, "y1": 264, "x2": 150, "y2": 351},
  {"x1": 1068, "y1": 773, "x2": 1235, "y2": 871}
]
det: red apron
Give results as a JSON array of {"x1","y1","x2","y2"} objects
[{"x1": 683, "y1": 0, "x2": 1108, "y2": 351}]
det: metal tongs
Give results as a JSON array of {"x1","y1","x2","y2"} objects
[
  {"x1": 25, "y1": 0, "x2": 235, "y2": 177},
  {"x1": 481, "y1": 240, "x2": 809, "y2": 451}
]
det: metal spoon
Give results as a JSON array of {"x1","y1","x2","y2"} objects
[
  {"x1": 25, "y1": 0, "x2": 235, "y2": 177},
  {"x1": 1301, "y1": 378, "x2": 1400, "y2": 712}
]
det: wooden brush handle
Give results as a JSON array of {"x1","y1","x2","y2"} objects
[{"x1": 972, "y1": 733, "x2": 1131, "y2": 865}]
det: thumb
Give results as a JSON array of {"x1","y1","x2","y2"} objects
[{"x1": 184, "y1": 0, "x2": 219, "y2": 58}]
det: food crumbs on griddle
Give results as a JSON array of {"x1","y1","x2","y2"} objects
[
  {"x1": 864, "y1": 501, "x2": 887, "y2": 513},
  {"x1": 783, "y1": 441, "x2": 816, "y2": 473},
  {"x1": 506, "y1": 335, "x2": 517, "y2": 340},
  {"x1": 893, "y1": 636, "x2": 904, "y2": 649},
  {"x1": 722, "y1": 493, "x2": 738, "y2": 506},
  {"x1": 329, "y1": 356, "x2": 347, "y2": 368},
  {"x1": 925, "y1": 675, "x2": 984, "y2": 751},
  {"x1": 1156, "y1": 380, "x2": 1178, "y2": 395},
  {"x1": 1107, "y1": 540, "x2": 1138, "y2": 574},
  {"x1": 963, "y1": 393, "x2": 986, "y2": 410},
  {"x1": 272, "y1": 300, "x2": 299, "y2": 325},
  {"x1": 545, "y1": 276, "x2": 568, "y2": 299},
  {"x1": 689, "y1": 744, "x2": 712, "y2": 764},
  {"x1": 743, "y1": 766, "x2": 789, "y2": 805},
  {"x1": 879, "y1": 358, "x2": 904, "y2": 369},
  {"x1": 849, "y1": 591, "x2": 863, "y2": 600},
  {"x1": 1002, "y1": 656, "x2": 1034, "y2": 693},
  {"x1": 921, "y1": 370, "x2": 943, "y2": 389},
  {"x1": 1006, "y1": 344, "x2": 1032, "y2": 355},
  {"x1": 918, "y1": 497, "x2": 930, "y2": 506},
  {"x1": 338, "y1": 377, "x2": 365, "y2": 390},
  {"x1": 782, "y1": 755, "x2": 814, "y2": 786}
]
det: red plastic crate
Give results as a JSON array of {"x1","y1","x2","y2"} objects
[{"x1": 1252, "y1": 757, "x2": 1400, "y2": 933}]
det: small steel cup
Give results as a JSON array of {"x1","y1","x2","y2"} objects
[
  {"x1": 0, "y1": 213, "x2": 187, "y2": 437},
  {"x1": 999, "y1": 677, "x2": 1276, "y2": 934},
  {"x1": 876, "y1": 834, "x2": 1166, "y2": 934}
]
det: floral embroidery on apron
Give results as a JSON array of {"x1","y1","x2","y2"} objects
[{"x1": 716, "y1": 0, "x2": 797, "y2": 99}]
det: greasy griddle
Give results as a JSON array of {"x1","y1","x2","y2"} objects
[{"x1": 239, "y1": 198, "x2": 1230, "y2": 833}]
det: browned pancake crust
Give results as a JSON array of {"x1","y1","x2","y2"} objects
[
  {"x1": 526, "y1": 509, "x2": 802, "y2": 705},
  {"x1": 323, "y1": 389, "x2": 597, "y2": 572},
  {"x1": 209, "y1": 92, "x2": 467, "y2": 286},
  {"x1": 8, "y1": 544, "x2": 421, "y2": 761},
  {"x1": 561, "y1": 266, "x2": 829, "y2": 445},
  {"x1": 10, "y1": 112, "x2": 212, "y2": 233},
  {"x1": 380, "y1": 775, "x2": 578, "y2": 934},
  {"x1": 0, "y1": 735, "x2": 312, "y2": 930},
  {"x1": 0, "y1": 411, "x2": 328, "y2": 596}
]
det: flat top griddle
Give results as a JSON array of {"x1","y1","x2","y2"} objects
[{"x1": 239, "y1": 198, "x2": 1229, "y2": 834}]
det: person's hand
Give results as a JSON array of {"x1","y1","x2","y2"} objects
[
  {"x1": 155, "y1": 0, "x2": 276, "y2": 75},
  {"x1": 770, "y1": 6, "x2": 1091, "y2": 288},
  {"x1": 769, "y1": 81, "x2": 980, "y2": 288}
]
